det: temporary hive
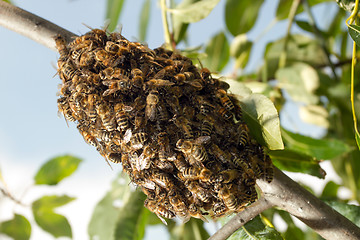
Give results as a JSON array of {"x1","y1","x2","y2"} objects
[{"x1": 55, "y1": 28, "x2": 273, "y2": 223}]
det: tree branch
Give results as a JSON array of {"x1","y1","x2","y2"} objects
[
  {"x1": 0, "y1": 1, "x2": 76, "y2": 51},
  {"x1": 1, "y1": 3, "x2": 360, "y2": 240}
]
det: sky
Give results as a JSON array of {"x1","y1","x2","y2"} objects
[{"x1": 0, "y1": 0, "x2": 345, "y2": 239}]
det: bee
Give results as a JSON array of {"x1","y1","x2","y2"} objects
[
  {"x1": 150, "y1": 169, "x2": 173, "y2": 190},
  {"x1": 77, "y1": 125, "x2": 98, "y2": 147},
  {"x1": 95, "y1": 49, "x2": 120, "y2": 68},
  {"x1": 107, "y1": 153, "x2": 122, "y2": 164},
  {"x1": 179, "y1": 167, "x2": 200, "y2": 180},
  {"x1": 182, "y1": 105, "x2": 196, "y2": 120},
  {"x1": 165, "y1": 94, "x2": 181, "y2": 114},
  {"x1": 144, "y1": 79, "x2": 175, "y2": 91},
  {"x1": 216, "y1": 89, "x2": 234, "y2": 111},
  {"x1": 138, "y1": 145, "x2": 154, "y2": 170},
  {"x1": 54, "y1": 35, "x2": 69, "y2": 60},
  {"x1": 249, "y1": 155, "x2": 262, "y2": 179},
  {"x1": 172, "y1": 116, "x2": 194, "y2": 139},
  {"x1": 173, "y1": 73, "x2": 186, "y2": 85},
  {"x1": 238, "y1": 123, "x2": 250, "y2": 147},
  {"x1": 145, "y1": 90, "x2": 159, "y2": 121},
  {"x1": 188, "y1": 203, "x2": 208, "y2": 222},
  {"x1": 218, "y1": 186, "x2": 243, "y2": 212},
  {"x1": 186, "y1": 181, "x2": 212, "y2": 203},
  {"x1": 201, "y1": 117, "x2": 214, "y2": 136},
  {"x1": 196, "y1": 96, "x2": 215, "y2": 116},
  {"x1": 96, "y1": 130, "x2": 113, "y2": 143},
  {"x1": 173, "y1": 154, "x2": 188, "y2": 173},
  {"x1": 97, "y1": 103, "x2": 117, "y2": 131},
  {"x1": 59, "y1": 59, "x2": 79, "y2": 81},
  {"x1": 86, "y1": 28, "x2": 108, "y2": 46},
  {"x1": 87, "y1": 94, "x2": 100, "y2": 122},
  {"x1": 102, "y1": 76, "x2": 132, "y2": 96},
  {"x1": 264, "y1": 155, "x2": 274, "y2": 183},
  {"x1": 199, "y1": 168, "x2": 213, "y2": 182},
  {"x1": 155, "y1": 159, "x2": 175, "y2": 172},
  {"x1": 200, "y1": 67, "x2": 211, "y2": 80},
  {"x1": 209, "y1": 143, "x2": 232, "y2": 165},
  {"x1": 79, "y1": 51, "x2": 95, "y2": 67},
  {"x1": 156, "y1": 102, "x2": 169, "y2": 122},
  {"x1": 114, "y1": 103, "x2": 130, "y2": 131},
  {"x1": 131, "y1": 68, "x2": 144, "y2": 89},
  {"x1": 153, "y1": 66, "x2": 176, "y2": 79},
  {"x1": 212, "y1": 202, "x2": 228, "y2": 218},
  {"x1": 144, "y1": 199, "x2": 175, "y2": 225},
  {"x1": 168, "y1": 189, "x2": 189, "y2": 221},
  {"x1": 176, "y1": 137, "x2": 210, "y2": 166},
  {"x1": 218, "y1": 107, "x2": 233, "y2": 121},
  {"x1": 184, "y1": 72, "x2": 195, "y2": 81},
  {"x1": 217, "y1": 169, "x2": 240, "y2": 184},
  {"x1": 57, "y1": 97, "x2": 76, "y2": 123},
  {"x1": 131, "y1": 132, "x2": 148, "y2": 149}
]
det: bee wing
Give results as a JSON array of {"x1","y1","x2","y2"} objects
[{"x1": 194, "y1": 136, "x2": 211, "y2": 145}]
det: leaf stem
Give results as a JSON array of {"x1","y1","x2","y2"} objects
[{"x1": 160, "y1": 0, "x2": 172, "y2": 48}]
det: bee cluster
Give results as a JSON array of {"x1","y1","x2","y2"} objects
[{"x1": 55, "y1": 28, "x2": 273, "y2": 223}]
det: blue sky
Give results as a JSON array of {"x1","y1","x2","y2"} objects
[{"x1": 0, "y1": 0, "x2": 342, "y2": 239}]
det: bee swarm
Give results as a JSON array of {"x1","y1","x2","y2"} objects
[{"x1": 55, "y1": 29, "x2": 273, "y2": 223}]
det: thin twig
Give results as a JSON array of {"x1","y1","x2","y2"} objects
[
  {"x1": 0, "y1": 1, "x2": 76, "y2": 51},
  {"x1": 208, "y1": 197, "x2": 273, "y2": 240},
  {"x1": 0, "y1": 186, "x2": 24, "y2": 206}
]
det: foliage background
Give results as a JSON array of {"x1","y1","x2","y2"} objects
[{"x1": 0, "y1": 0, "x2": 360, "y2": 239}]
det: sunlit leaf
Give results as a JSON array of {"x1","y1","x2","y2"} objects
[
  {"x1": 88, "y1": 174, "x2": 145, "y2": 240},
  {"x1": 139, "y1": 0, "x2": 151, "y2": 42},
  {"x1": 230, "y1": 34, "x2": 253, "y2": 69},
  {"x1": 222, "y1": 215, "x2": 283, "y2": 240},
  {"x1": 276, "y1": 62, "x2": 320, "y2": 104},
  {"x1": 114, "y1": 190, "x2": 148, "y2": 240},
  {"x1": 34, "y1": 155, "x2": 82, "y2": 185},
  {"x1": 326, "y1": 200, "x2": 360, "y2": 227},
  {"x1": 0, "y1": 214, "x2": 31, "y2": 240},
  {"x1": 348, "y1": 24, "x2": 360, "y2": 47},
  {"x1": 169, "y1": 218, "x2": 209, "y2": 240},
  {"x1": 269, "y1": 149, "x2": 326, "y2": 178},
  {"x1": 236, "y1": 92, "x2": 284, "y2": 150},
  {"x1": 1, "y1": 0, "x2": 12, "y2": 4},
  {"x1": 225, "y1": 0, "x2": 264, "y2": 36},
  {"x1": 32, "y1": 195, "x2": 75, "y2": 238},
  {"x1": 105, "y1": 0, "x2": 126, "y2": 32},
  {"x1": 167, "y1": 0, "x2": 220, "y2": 23},
  {"x1": 203, "y1": 32, "x2": 229, "y2": 72},
  {"x1": 281, "y1": 128, "x2": 352, "y2": 160},
  {"x1": 299, "y1": 105, "x2": 329, "y2": 128}
]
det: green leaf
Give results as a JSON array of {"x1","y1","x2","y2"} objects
[
  {"x1": 202, "y1": 32, "x2": 230, "y2": 72},
  {"x1": 114, "y1": 190, "x2": 148, "y2": 240},
  {"x1": 230, "y1": 34, "x2": 253, "y2": 69},
  {"x1": 1, "y1": 0, "x2": 12, "y2": 3},
  {"x1": 167, "y1": 0, "x2": 220, "y2": 23},
  {"x1": 326, "y1": 200, "x2": 360, "y2": 227},
  {"x1": 88, "y1": 174, "x2": 145, "y2": 240},
  {"x1": 225, "y1": 0, "x2": 264, "y2": 36},
  {"x1": 348, "y1": 24, "x2": 360, "y2": 47},
  {"x1": 32, "y1": 195, "x2": 75, "y2": 238},
  {"x1": 139, "y1": 0, "x2": 151, "y2": 42},
  {"x1": 222, "y1": 215, "x2": 283, "y2": 240},
  {"x1": 34, "y1": 155, "x2": 82, "y2": 185},
  {"x1": 105, "y1": 0, "x2": 126, "y2": 32},
  {"x1": 262, "y1": 35, "x2": 328, "y2": 79},
  {"x1": 276, "y1": 62, "x2": 320, "y2": 104},
  {"x1": 276, "y1": 0, "x2": 332, "y2": 20},
  {"x1": 355, "y1": 130, "x2": 360, "y2": 150},
  {"x1": 295, "y1": 20, "x2": 314, "y2": 33},
  {"x1": 269, "y1": 149, "x2": 326, "y2": 178},
  {"x1": 321, "y1": 181, "x2": 340, "y2": 200},
  {"x1": 0, "y1": 214, "x2": 31, "y2": 240},
  {"x1": 281, "y1": 128, "x2": 352, "y2": 160},
  {"x1": 169, "y1": 218, "x2": 209, "y2": 240},
  {"x1": 236, "y1": 91, "x2": 284, "y2": 150}
]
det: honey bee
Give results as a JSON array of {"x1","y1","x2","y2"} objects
[
  {"x1": 212, "y1": 202, "x2": 228, "y2": 218},
  {"x1": 172, "y1": 116, "x2": 194, "y2": 139},
  {"x1": 77, "y1": 124, "x2": 98, "y2": 147},
  {"x1": 168, "y1": 189, "x2": 189, "y2": 221},
  {"x1": 86, "y1": 28, "x2": 108, "y2": 46},
  {"x1": 144, "y1": 199, "x2": 175, "y2": 225},
  {"x1": 179, "y1": 167, "x2": 200, "y2": 180},
  {"x1": 185, "y1": 180, "x2": 212, "y2": 203},
  {"x1": 144, "y1": 79, "x2": 175, "y2": 91},
  {"x1": 165, "y1": 94, "x2": 181, "y2": 114},
  {"x1": 196, "y1": 96, "x2": 215, "y2": 116},
  {"x1": 201, "y1": 117, "x2": 214, "y2": 136},
  {"x1": 131, "y1": 132, "x2": 148, "y2": 149},
  {"x1": 216, "y1": 89, "x2": 234, "y2": 111},
  {"x1": 209, "y1": 143, "x2": 232, "y2": 165},
  {"x1": 173, "y1": 154, "x2": 188, "y2": 173},
  {"x1": 107, "y1": 152, "x2": 122, "y2": 163},
  {"x1": 155, "y1": 159, "x2": 175, "y2": 172},
  {"x1": 97, "y1": 103, "x2": 117, "y2": 131},
  {"x1": 249, "y1": 155, "x2": 262, "y2": 179},
  {"x1": 150, "y1": 169, "x2": 174, "y2": 190},
  {"x1": 173, "y1": 73, "x2": 186, "y2": 85},
  {"x1": 156, "y1": 102, "x2": 169, "y2": 122},
  {"x1": 59, "y1": 59, "x2": 79, "y2": 81},
  {"x1": 188, "y1": 203, "x2": 208, "y2": 222},
  {"x1": 57, "y1": 97, "x2": 76, "y2": 123},
  {"x1": 218, "y1": 107, "x2": 233, "y2": 121},
  {"x1": 217, "y1": 169, "x2": 240, "y2": 183},
  {"x1": 131, "y1": 68, "x2": 144, "y2": 89},
  {"x1": 96, "y1": 130, "x2": 113, "y2": 143},
  {"x1": 218, "y1": 186, "x2": 243, "y2": 212},
  {"x1": 114, "y1": 103, "x2": 130, "y2": 132},
  {"x1": 264, "y1": 155, "x2": 274, "y2": 183},
  {"x1": 79, "y1": 51, "x2": 95, "y2": 67},
  {"x1": 86, "y1": 94, "x2": 100, "y2": 122},
  {"x1": 176, "y1": 137, "x2": 210, "y2": 166},
  {"x1": 95, "y1": 49, "x2": 120, "y2": 68},
  {"x1": 145, "y1": 90, "x2": 159, "y2": 121},
  {"x1": 200, "y1": 67, "x2": 211, "y2": 80},
  {"x1": 138, "y1": 145, "x2": 154, "y2": 170},
  {"x1": 54, "y1": 35, "x2": 69, "y2": 60},
  {"x1": 238, "y1": 123, "x2": 250, "y2": 147},
  {"x1": 102, "y1": 76, "x2": 132, "y2": 96}
]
